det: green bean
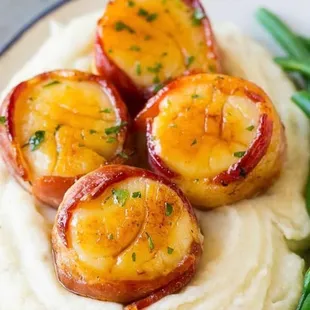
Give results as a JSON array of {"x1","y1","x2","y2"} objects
[
  {"x1": 256, "y1": 8, "x2": 310, "y2": 60},
  {"x1": 297, "y1": 269, "x2": 310, "y2": 310},
  {"x1": 291, "y1": 91, "x2": 310, "y2": 118},
  {"x1": 299, "y1": 36, "x2": 310, "y2": 51},
  {"x1": 274, "y1": 57, "x2": 310, "y2": 77}
]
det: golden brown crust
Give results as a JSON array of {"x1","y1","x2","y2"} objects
[
  {"x1": 0, "y1": 70, "x2": 133, "y2": 208},
  {"x1": 52, "y1": 165, "x2": 202, "y2": 305},
  {"x1": 135, "y1": 73, "x2": 286, "y2": 208},
  {"x1": 95, "y1": 0, "x2": 221, "y2": 116}
]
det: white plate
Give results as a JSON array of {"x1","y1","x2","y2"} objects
[{"x1": 0, "y1": 0, "x2": 309, "y2": 91}]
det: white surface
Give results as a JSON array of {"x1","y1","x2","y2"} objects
[{"x1": 0, "y1": 0, "x2": 310, "y2": 91}]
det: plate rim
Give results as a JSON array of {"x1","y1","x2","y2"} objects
[{"x1": 0, "y1": 0, "x2": 71, "y2": 56}]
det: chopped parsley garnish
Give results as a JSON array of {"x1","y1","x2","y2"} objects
[
  {"x1": 191, "y1": 138, "x2": 197, "y2": 146},
  {"x1": 165, "y1": 202, "x2": 173, "y2": 216},
  {"x1": 132, "y1": 191, "x2": 142, "y2": 198},
  {"x1": 108, "y1": 233, "x2": 114, "y2": 240},
  {"x1": 128, "y1": 0, "x2": 135, "y2": 7},
  {"x1": 114, "y1": 21, "x2": 135, "y2": 33},
  {"x1": 89, "y1": 129, "x2": 97, "y2": 134},
  {"x1": 106, "y1": 137, "x2": 117, "y2": 143},
  {"x1": 234, "y1": 151, "x2": 246, "y2": 158},
  {"x1": 147, "y1": 62, "x2": 163, "y2": 73},
  {"x1": 43, "y1": 80, "x2": 61, "y2": 88},
  {"x1": 130, "y1": 45, "x2": 141, "y2": 51},
  {"x1": 191, "y1": 7, "x2": 205, "y2": 26},
  {"x1": 112, "y1": 189, "x2": 129, "y2": 207},
  {"x1": 153, "y1": 83, "x2": 164, "y2": 93},
  {"x1": 138, "y1": 8, "x2": 148, "y2": 16},
  {"x1": 153, "y1": 76, "x2": 160, "y2": 84},
  {"x1": 108, "y1": 49, "x2": 113, "y2": 54},
  {"x1": 136, "y1": 63, "x2": 142, "y2": 76},
  {"x1": 100, "y1": 108, "x2": 112, "y2": 113},
  {"x1": 105, "y1": 121, "x2": 128, "y2": 135},
  {"x1": 28, "y1": 131, "x2": 45, "y2": 151},
  {"x1": 146, "y1": 232, "x2": 154, "y2": 251},
  {"x1": 118, "y1": 151, "x2": 129, "y2": 159},
  {"x1": 0, "y1": 116, "x2": 6, "y2": 125},
  {"x1": 138, "y1": 8, "x2": 158, "y2": 22},
  {"x1": 144, "y1": 35, "x2": 151, "y2": 40},
  {"x1": 186, "y1": 56, "x2": 195, "y2": 68},
  {"x1": 161, "y1": 52, "x2": 168, "y2": 57},
  {"x1": 132, "y1": 252, "x2": 136, "y2": 262},
  {"x1": 246, "y1": 125, "x2": 255, "y2": 131},
  {"x1": 191, "y1": 93, "x2": 200, "y2": 99},
  {"x1": 167, "y1": 247, "x2": 174, "y2": 254},
  {"x1": 146, "y1": 13, "x2": 158, "y2": 22}
]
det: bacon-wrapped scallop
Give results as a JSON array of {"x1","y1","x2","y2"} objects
[
  {"x1": 52, "y1": 165, "x2": 203, "y2": 308},
  {"x1": 135, "y1": 74, "x2": 286, "y2": 209},
  {"x1": 0, "y1": 70, "x2": 134, "y2": 208},
  {"x1": 95, "y1": 0, "x2": 220, "y2": 116}
]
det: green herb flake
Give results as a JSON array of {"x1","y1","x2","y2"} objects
[
  {"x1": 118, "y1": 151, "x2": 129, "y2": 159},
  {"x1": 100, "y1": 108, "x2": 112, "y2": 113},
  {"x1": 191, "y1": 93, "x2": 200, "y2": 99},
  {"x1": 165, "y1": 202, "x2": 173, "y2": 216},
  {"x1": 146, "y1": 232, "x2": 154, "y2": 251},
  {"x1": 130, "y1": 45, "x2": 141, "y2": 51},
  {"x1": 112, "y1": 189, "x2": 129, "y2": 207},
  {"x1": 43, "y1": 80, "x2": 61, "y2": 88},
  {"x1": 132, "y1": 191, "x2": 142, "y2": 198},
  {"x1": 0, "y1": 116, "x2": 6, "y2": 125},
  {"x1": 186, "y1": 56, "x2": 195, "y2": 68},
  {"x1": 138, "y1": 8, "x2": 148, "y2": 16},
  {"x1": 136, "y1": 63, "x2": 142, "y2": 76},
  {"x1": 128, "y1": 0, "x2": 135, "y2": 7},
  {"x1": 161, "y1": 52, "x2": 168, "y2": 57},
  {"x1": 138, "y1": 8, "x2": 158, "y2": 22},
  {"x1": 29, "y1": 130, "x2": 45, "y2": 151},
  {"x1": 146, "y1": 13, "x2": 158, "y2": 22},
  {"x1": 108, "y1": 48, "x2": 113, "y2": 54},
  {"x1": 167, "y1": 247, "x2": 174, "y2": 254},
  {"x1": 191, "y1": 138, "x2": 197, "y2": 146},
  {"x1": 107, "y1": 233, "x2": 114, "y2": 240},
  {"x1": 78, "y1": 143, "x2": 85, "y2": 148},
  {"x1": 234, "y1": 151, "x2": 246, "y2": 158},
  {"x1": 132, "y1": 252, "x2": 136, "y2": 262},
  {"x1": 89, "y1": 129, "x2": 97, "y2": 134},
  {"x1": 167, "y1": 99, "x2": 172, "y2": 105},
  {"x1": 106, "y1": 137, "x2": 117, "y2": 144},
  {"x1": 153, "y1": 76, "x2": 160, "y2": 84},
  {"x1": 114, "y1": 21, "x2": 135, "y2": 33},
  {"x1": 144, "y1": 35, "x2": 151, "y2": 40},
  {"x1": 153, "y1": 83, "x2": 164, "y2": 93},
  {"x1": 147, "y1": 62, "x2": 163, "y2": 74},
  {"x1": 191, "y1": 7, "x2": 205, "y2": 26},
  {"x1": 246, "y1": 125, "x2": 255, "y2": 131},
  {"x1": 105, "y1": 121, "x2": 128, "y2": 135}
]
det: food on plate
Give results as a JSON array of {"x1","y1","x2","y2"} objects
[
  {"x1": 0, "y1": 70, "x2": 133, "y2": 208},
  {"x1": 135, "y1": 73, "x2": 286, "y2": 208},
  {"x1": 95, "y1": 0, "x2": 220, "y2": 116},
  {"x1": 52, "y1": 165, "x2": 203, "y2": 308}
]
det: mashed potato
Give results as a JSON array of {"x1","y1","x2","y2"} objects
[{"x1": 0, "y1": 11, "x2": 309, "y2": 310}]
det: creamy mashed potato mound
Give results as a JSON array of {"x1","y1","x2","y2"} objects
[{"x1": 0, "y1": 10, "x2": 309, "y2": 310}]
